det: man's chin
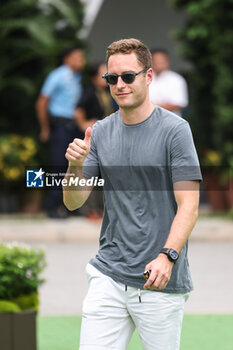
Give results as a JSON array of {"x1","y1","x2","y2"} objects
[
  {"x1": 116, "y1": 99, "x2": 133, "y2": 108},
  {"x1": 118, "y1": 100, "x2": 142, "y2": 110},
  {"x1": 118, "y1": 103, "x2": 133, "y2": 109}
]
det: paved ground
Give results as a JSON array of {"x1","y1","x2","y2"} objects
[
  {"x1": 0, "y1": 215, "x2": 233, "y2": 243},
  {"x1": 1, "y1": 215, "x2": 233, "y2": 315}
]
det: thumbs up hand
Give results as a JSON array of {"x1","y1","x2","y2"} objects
[
  {"x1": 83, "y1": 126, "x2": 92, "y2": 147},
  {"x1": 65, "y1": 127, "x2": 92, "y2": 166}
]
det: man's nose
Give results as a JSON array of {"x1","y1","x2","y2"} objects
[{"x1": 116, "y1": 76, "x2": 126, "y2": 89}]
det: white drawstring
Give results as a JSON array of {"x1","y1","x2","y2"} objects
[
  {"x1": 125, "y1": 285, "x2": 141, "y2": 303},
  {"x1": 138, "y1": 289, "x2": 142, "y2": 303}
]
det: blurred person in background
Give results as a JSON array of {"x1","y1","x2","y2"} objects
[
  {"x1": 149, "y1": 49, "x2": 188, "y2": 116},
  {"x1": 75, "y1": 62, "x2": 117, "y2": 219},
  {"x1": 75, "y1": 62, "x2": 117, "y2": 134},
  {"x1": 36, "y1": 45, "x2": 85, "y2": 218}
]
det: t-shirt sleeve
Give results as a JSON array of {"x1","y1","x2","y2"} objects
[
  {"x1": 170, "y1": 121, "x2": 202, "y2": 183},
  {"x1": 41, "y1": 71, "x2": 60, "y2": 97},
  {"x1": 82, "y1": 123, "x2": 100, "y2": 179}
]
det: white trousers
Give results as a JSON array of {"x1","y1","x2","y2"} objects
[{"x1": 79, "y1": 263, "x2": 189, "y2": 350}]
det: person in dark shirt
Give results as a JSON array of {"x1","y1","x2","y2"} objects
[{"x1": 75, "y1": 62, "x2": 117, "y2": 135}]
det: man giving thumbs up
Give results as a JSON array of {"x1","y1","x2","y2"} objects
[{"x1": 63, "y1": 38, "x2": 202, "y2": 350}]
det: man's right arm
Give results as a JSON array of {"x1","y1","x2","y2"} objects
[{"x1": 63, "y1": 127, "x2": 93, "y2": 211}]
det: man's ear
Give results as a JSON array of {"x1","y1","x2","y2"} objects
[{"x1": 146, "y1": 68, "x2": 153, "y2": 85}]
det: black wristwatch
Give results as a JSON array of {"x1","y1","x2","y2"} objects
[{"x1": 160, "y1": 248, "x2": 179, "y2": 263}]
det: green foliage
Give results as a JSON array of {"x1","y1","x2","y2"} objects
[
  {"x1": 0, "y1": 293, "x2": 39, "y2": 313},
  {"x1": 12, "y1": 292, "x2": 39, "y2": 311},
  {"x1": 0, "y1": 242, "x2": 47, "y2": 304},
  {"x1": 0, "y1": 300, "x2": 21, "y2": 313},
  {"x1": 0, "y1": 0, "x2": 85, "y2": 136},
  {"x1": 171, "y1": 0, "x2": 233, "y2": 168},
  {"x1": 0, "y1": 134, "x2": 38, "y2": 183}
]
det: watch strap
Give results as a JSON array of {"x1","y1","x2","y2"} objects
[
  {"x1": 160, "y1": 248, "x2": 170, "y2": 255},
  {"x1": 160, "y1": 248, "x2": 179, "y2": 263}
]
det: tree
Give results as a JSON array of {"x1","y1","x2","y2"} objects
[
  {"x1": 171, "y1": 0, "x2": 233, "y2": 168},
  {"x1": 0, "y1": 0, "x2": 84, "y2": 136}
]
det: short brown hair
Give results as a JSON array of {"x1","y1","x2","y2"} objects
[{"x1": 106, "y1": 38, "x2": 152, "y2": 69}]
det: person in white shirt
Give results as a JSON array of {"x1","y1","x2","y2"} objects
[{"x1": 149, "y1": 49, "x2": 188, "y2": 116}]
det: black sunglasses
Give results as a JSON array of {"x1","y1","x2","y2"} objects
[{"x1": 102, "y1": 68, "x2": 148, "y2": 85}]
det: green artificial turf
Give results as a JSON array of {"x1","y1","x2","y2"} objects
[
  {"x1": 38, "y1": 314, "x2": 233, "y2": 350},
  {"x1": 181, "y1": 315, "x2": 233, "y2": 350}
]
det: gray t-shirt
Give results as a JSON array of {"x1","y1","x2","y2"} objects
[{"x1": 83, "y1": 107, "x2": 202, "y2": 293}]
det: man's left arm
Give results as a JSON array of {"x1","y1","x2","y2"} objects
[
  {"x1": 157, "y1": 103, "x2": 183, "y2": 112},
  {"x1": 144, "y1": 180, "x2": 199, "y2": 290}
]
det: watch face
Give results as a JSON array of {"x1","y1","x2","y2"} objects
[{"x1": 170, "y1": 249, "x2": 179, "y2": 260}]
